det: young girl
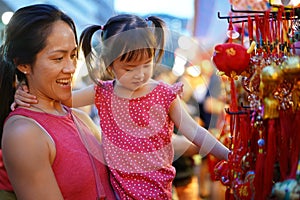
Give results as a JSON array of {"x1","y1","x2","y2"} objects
[{"x1": 15, "y1": 14, "x2": 230, "y2": 199}]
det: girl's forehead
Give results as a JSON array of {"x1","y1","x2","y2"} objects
[{"x1": 115, "y1": 56, "x2": 152, "y2": 65}]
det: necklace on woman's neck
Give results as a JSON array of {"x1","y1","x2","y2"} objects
[{"x1": 31, "y1": 104, "x2": 65, "y2": 116}]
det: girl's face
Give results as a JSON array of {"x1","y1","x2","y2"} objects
[
  {"x1": 24, "y1": 21, "x2": 77, "y2": 102},
  {"x1": 110, "y1": 56, "x2": 153, "y2": 92}
]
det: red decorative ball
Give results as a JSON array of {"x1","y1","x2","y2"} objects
[{"x1": 212, "y1": 43, "x2": 251, "y2": 77}]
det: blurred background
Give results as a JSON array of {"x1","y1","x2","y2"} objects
[
  {"x1": 0, "y1": 0, "x2": 232, "y2": 85},
  {"x1": 1, "y1": 1, "x2": 299, "y2": 200}
]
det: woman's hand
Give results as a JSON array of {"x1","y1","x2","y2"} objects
[{"x1": 11, "y1": 84, "x2": 37, "y2": 110}]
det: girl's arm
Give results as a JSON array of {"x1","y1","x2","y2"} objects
[
  {"x1": 169, "y1": 96, "x2": 230, "y2": 161},
  {"x1": 2, "y1": 117, "x2": 64, "y2": 200},
  {"x1": 13, "y1": 85, "x2": 37, "y2": 108},
  {"x1": 13, "y1": 84, "x2": 95, "y2": 108},
  {"x1": 172, "y1": 134, "x2": 199, "y2": 157},
  {"x1": 68, "y1": 84, "x2": 95, "y2": 108}
]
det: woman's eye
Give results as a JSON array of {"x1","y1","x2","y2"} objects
[{"x1": 71, "y1": 54, "x2": 77, "y2": 59}]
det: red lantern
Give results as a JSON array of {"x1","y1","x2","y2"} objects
[{"x1": 212, "y1": 43, "x2": 251, "y2": 77}]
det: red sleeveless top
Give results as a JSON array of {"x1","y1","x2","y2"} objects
[{"x1": 0, "y1": 107, "x2": 116, "y2": 200}]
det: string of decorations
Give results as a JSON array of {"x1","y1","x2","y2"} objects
[{"x1": 212, "y1": 1, "x2": 300, "y2": 199}]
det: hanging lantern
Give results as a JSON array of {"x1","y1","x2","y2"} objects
[{"x1": 212, "y1": 42, "x2": 255, "y2": 78}]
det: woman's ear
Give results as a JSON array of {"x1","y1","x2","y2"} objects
[{"x1": 17, "y1": 64, "x2": 31, "y2": 75}]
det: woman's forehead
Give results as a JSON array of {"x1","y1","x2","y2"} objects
[{"x1": 45, "y1": 21, "x2": 76, "y2": 51}]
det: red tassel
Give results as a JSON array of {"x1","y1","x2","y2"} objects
[
  {"x1": 254, "y1": 127, "x2": 265, "y2": 200},
  {"x1": 279, "y1": 110, "x2": 292, "y2": 180},
  {"x1": 263, "y1": 119, "x2": 278, "y2": 198},
  {"x1": 288, "y1": 110, "x2": 300, "y2": 179},
  {"x1": 225, "y1": 187, "x2": 234, "y2": 200},
  {"x1": 230, "y1": 78, "x2": 238, "y2": 112},
  {"x1": 254, "y1": 151, "x2": 265, "y2": 200}
]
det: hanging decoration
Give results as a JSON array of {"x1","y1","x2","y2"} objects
[{"x1": 213, "y1": 1, "x2": 300, "y2": 199}]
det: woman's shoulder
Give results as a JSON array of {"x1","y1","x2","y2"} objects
[
  {"x1": 2, "y1": 115, "x2": 52, "y2": 158},
  {"x1": 71, "y1": 108, "x2": 95, "y2": 126},
  {"x1": 71, "y1": 108, "x2": 101, "y2": 141},
  {"x1": 4, "y1": 114, "x2": 39, "y2": 133}
]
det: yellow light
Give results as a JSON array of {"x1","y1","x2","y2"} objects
[{"x1": 186, "y1": 65, "x2": 201, "y2": 77}]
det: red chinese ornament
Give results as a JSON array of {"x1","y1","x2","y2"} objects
[{"x1": 212, "y1": 42, "x2": 254, "y2": 78}]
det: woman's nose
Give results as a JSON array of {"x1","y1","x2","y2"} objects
[{"x1": 63, "y1": 60, "x2": 76, "y2": 74}]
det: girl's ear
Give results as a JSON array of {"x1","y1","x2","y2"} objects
[{"x1": 17, "y1": 64, "x2": 31, "y2": 75}]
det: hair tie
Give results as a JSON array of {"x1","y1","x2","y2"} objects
[
  {"x1": 100, "y1": 25, "x2": 104, "y2": 30},
  {"x1": 145, "y1": 17, "x2": 149, "y2": 22}
]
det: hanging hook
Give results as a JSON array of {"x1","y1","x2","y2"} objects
[
  {"x1": 224, "y1": 107, "x2": 250, "y2": 115},
  {"x1": 217, "y1": 12, "x2": 264, "y2": 23}
]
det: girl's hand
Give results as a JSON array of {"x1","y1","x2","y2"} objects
[{"x1": 11, "y1": 84, "x2": 38, "y2": 111}]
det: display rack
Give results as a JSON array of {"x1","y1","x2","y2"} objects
[{"x1": 213, "y1": 1, "x2": 300, "y2": 199}]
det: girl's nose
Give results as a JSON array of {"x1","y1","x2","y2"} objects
[{"x1": 134, "y1": 70, "x2": 145, "y2": 80}]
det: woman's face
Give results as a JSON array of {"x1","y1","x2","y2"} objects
[{"x1": 26, "y1": 20, "x2": 77, "y2": 102}]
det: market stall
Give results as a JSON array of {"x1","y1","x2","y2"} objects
[{"x1": 212, "y1": 1, "x2": 300, "y2": 199}]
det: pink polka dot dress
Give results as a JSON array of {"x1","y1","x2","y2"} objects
[{"x1": 95, "y1": 80, "x2": 183, "y2": 200}]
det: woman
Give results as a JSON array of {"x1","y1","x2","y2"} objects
[{"x1": 0, "y1": 4, "x2": 116, "y2": 200}]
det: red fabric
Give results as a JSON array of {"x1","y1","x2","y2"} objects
[{"x1": 2, "y1": 107, "x2": 115, "y2": 200}]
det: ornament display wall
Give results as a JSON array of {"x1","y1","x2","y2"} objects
[{"x1": 213, "y1": 1, "x2": 300, "y2": 199}]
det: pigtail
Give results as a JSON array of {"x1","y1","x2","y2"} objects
[
  {"x1": 79, "y1": 25, "x2": 103, "y2": 85},
  {"x1": 146, "y1": 16, "x2": 166, "y2": 63},
  {"x1": 0, "y1": 45, "x2": 17, "y2": 147}
]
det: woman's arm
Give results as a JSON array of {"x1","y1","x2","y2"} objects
[
  {"x1": 169, "y1": 96, "x2": 230, "y2": 161},
  {"x1": 2, "y1": 117, "x2": 63, "y2": 200}
]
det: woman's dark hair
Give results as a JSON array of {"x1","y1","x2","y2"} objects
[
  {"x1": 0, "y1": 4, "x2": 78, "y2": 147},
  {"x1": 79, "y1": 14, "x2": 166, "y2": 84}
]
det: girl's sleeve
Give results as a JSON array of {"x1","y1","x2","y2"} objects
[
  {"x1": 170, "y1": 82, "x2": 184, "y2": 98},
  {"x1": 159, "y1": 81, "x2": 184, "y2": 112}
]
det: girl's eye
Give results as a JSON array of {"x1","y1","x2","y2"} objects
[{"x1": 54, "y1": 57, "x2": 63, "y2": 61}]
